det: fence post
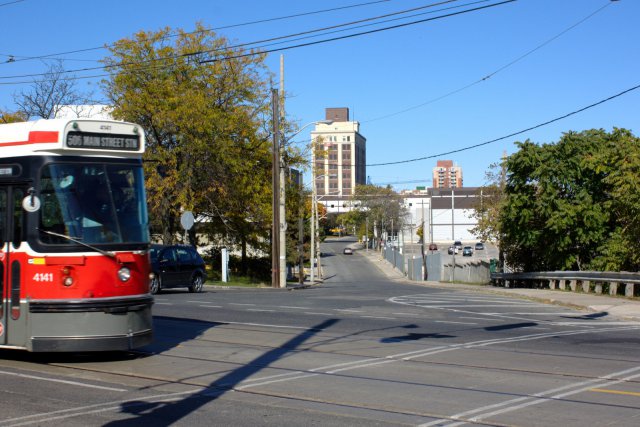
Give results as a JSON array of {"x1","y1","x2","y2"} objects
[
  {"x1": 569, "y1": 280, "x2": 577, "y2": 292},
  {"x1": 625, "y1": 283, "x2": 635, "y2": 298},
  {"x1": 609, "y1": 282, "x2": 619, "y2": 296}
]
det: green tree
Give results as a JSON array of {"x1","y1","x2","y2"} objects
[
  {"x1": 101, "y1": 24, "x2": 276, "y2": 271},
  {"x1": 499, "y1": 129, "x2": 639, "y2": 272},
  {"x1": 352, "y1": 184, "x2": 406, "y2": 247},
  {"x1": 586, "y1": 128, "x2": 640, "y2": 271}
]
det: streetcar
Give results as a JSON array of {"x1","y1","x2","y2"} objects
[{"x1": 0, "y1": 118, "x2": 153, "y2": 352}]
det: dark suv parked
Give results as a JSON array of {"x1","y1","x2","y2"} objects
[{"x1": 149, "y1": 244, "x2": 206, "y2": 294}]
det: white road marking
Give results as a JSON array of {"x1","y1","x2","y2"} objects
[
  {"x1": 434, "y1": 320, "x2": 477, "y2": 325},
  {"x1": 359, "y1": 315, "x2": 397, "y2": 320},
  {"x1": 0, "y1": 370, "x2": 126, "y2": 392},
  {"x1": 417, "y1": 304, "x2": 545, "y2": 308},
  {"x1": 247, "y1": 309, "x2": 275, "y2": 312},
  {"x1": 458, "y1": 316, "x2": 502, "y2": 321},
  {"x1": 421, "y1": 366, "x2": 640, "y2": 426},
  {"x1": 0, "y1": 390, "x2": 199, "y2": 426},
  {"x1": 552, "y1": 321, "x2": 640, "y2": 326},
  {"x1": 238, "y1": 325, "x2": 640, "y2": 389},
  {"x1": 199, "y1": 305, "x2": 222, "y2": 308}
]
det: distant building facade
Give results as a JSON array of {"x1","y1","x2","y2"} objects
[
  {"x1": 311, "y1": 108, "x2": 366, "y2": 197},
  {"x1": 432, "y1": 160, "x2": 463, "y2": 188}
]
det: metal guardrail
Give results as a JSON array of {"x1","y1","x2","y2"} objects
[
  {"x1": 491, "y1": 271, "x2": 640, "y2": 284},
  {"x1": 490, "y1": 270, "x2": 640, "y2": 298}
]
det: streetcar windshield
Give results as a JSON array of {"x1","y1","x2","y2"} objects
[{"x1": 39, "y1": 163, "x2": 149, "y2": 245}]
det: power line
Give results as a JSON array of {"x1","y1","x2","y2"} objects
[
  {"x1": 0, "y1": 0, "x2": 468, "y2": 80},
  {"x1": 0, "y1": 0, "x2": 394, "y2": 64},
  {"x1": 362, "y1": 0, "x2": 615, "y2": 123},
  {"x1": 200, "y1": 1, "x2": 516, "y2": 64},
  {"x1": 0, "y1": 0, "x2": 25, "y2": 7},
  {"x1": 0, "y1": 1, "x2": 512, "y2": 84},
  {"x1": 366, "y1": 83, "x2": 640, "y2": 167}
]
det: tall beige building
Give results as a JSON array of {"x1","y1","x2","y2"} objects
[
  {"x1": 432, "y1": 160, "x2": 463, "y2": 188},
  {"x1": 311, "y1": 108, "x2": 366, "y2": 197}
]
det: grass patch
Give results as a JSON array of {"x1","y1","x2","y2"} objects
[{"x1": 205, "y1": 276, "x2": 267, "y2": 288}]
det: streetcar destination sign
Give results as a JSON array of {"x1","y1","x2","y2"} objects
[{"x1": 66, "y1": 131, "x2": 140, "y2": 151}]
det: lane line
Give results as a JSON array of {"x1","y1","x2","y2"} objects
[
  {"x1": 0, "y1": 370, "x2": 127, "y2": 392},
  {"x1": 590, "y1": 388, "x2": 640, "y2": 397},
  {"x1": 359, "y1": 315, "x2": 397, "y2": 320},
  {"x1": 421, "y1": 366, "x2": 640, "y2": 427},
  {"x1": 434, "y1": 320, "x2": 477, "y2": 325}
]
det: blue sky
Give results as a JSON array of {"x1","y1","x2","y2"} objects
[{"x1": 1, "y1": 0, "x2": 638, "y2": 188}]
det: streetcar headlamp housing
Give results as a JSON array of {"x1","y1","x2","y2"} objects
[{"x1": 117, "y1": 267, "x2": 131, "y2": 282}]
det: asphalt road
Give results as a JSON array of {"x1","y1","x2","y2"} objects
[{"x1": 0, "y1": 237, "x2": 639, "y2": 426}]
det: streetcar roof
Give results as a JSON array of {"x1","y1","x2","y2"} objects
[{"x1": 0, "y1": 118, "x2": 145, "y2": 157}]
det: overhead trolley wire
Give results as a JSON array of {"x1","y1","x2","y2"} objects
[
  {"x1": 363, "y1": 0, "x2": 615, "y2": 123},
  {"x1": 0, "y1": 0, "x2": 421, "y2": 64},
  {"x1": 0, "y1": 0, "x2": 512, "y2": 83},
  {"x1": 366, "y1": 83, "x2": 640, "y2": 167}
]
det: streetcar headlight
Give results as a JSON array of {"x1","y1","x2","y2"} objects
[
  {"x1": 118, "y1": 267, "x2": 131, "y2": 282},
  {"x1": 63, "y1": 276, "x2": 74, "y2": 286}
]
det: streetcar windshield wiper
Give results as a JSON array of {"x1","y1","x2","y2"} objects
[{"x1": 37, "y1": 228, "x2": 116, "y2": 258}]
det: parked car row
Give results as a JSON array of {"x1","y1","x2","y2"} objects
[{"x1": 445, "y1": 241, "x2": 486, "y2": 256}]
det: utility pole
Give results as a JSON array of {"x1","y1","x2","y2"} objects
[
  {"x1": 310, "y1": 182, "x2": 316, "y2": 283},
  {"x1": 278, "y1": 55, "x2": 287, "y2": 288},
  {"x1": 421, "y1": 198, "x2": 427, "y2": 280},
  {"x1": 365, "y1": 216, "x2": 369, "y2": 252},
  {"x1": 271, "y1": 89, "x2": 281, "y2": 288}
]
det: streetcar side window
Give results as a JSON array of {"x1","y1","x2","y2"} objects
[
  {"x1": 0, "y1": 189, "x2": 5, "y2": 243},
  {"x1": 12, "y1": 188, "x2": 24, "y2": 249}
]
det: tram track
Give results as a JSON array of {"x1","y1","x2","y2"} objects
[{"x1": 1, "y1": 319, "x2": 639, "y2": 426}]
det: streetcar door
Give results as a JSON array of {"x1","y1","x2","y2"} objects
[{"x1": 0, "y1": 185, "x2": 27, "y2": 347}]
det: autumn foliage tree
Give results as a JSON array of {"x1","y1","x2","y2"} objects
[{"x1": 101, "y1": 24, "x2": 277, "y2": 270}]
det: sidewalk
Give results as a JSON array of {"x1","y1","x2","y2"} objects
[{"x1": 360, "y1": 248, "x2": 640, "y2": 322}]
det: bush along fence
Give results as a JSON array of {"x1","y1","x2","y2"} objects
[{"x1": 490, "y1": 271, "x2": 640, "y2": 299}]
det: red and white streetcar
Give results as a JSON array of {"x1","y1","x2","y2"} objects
[{"x1": 0, "y1": 118, "x2": 153, "y2": 352}]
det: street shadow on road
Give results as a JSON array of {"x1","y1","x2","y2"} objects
[
  {"x1": 381, "y1": 324, "x2": 456, "y2": 342},
  {"x1": 560, "y1": 311, "x2": 609, "y2": 320},
  {"x1": 484, "y1": 322, "x2": 538, "y2": 331},
  {"x1": 0, "y1": 315, "x2": 224, "y2": 365},
  {"x1": 103, "y1": 318, "x2": 339, "y2": 426}
]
